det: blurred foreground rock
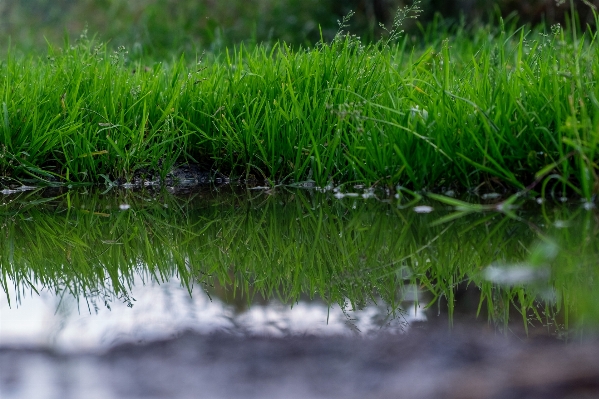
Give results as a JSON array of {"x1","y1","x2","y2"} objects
[{"x1": 1, "y1": 326, "x2": 599, "y2": 399}]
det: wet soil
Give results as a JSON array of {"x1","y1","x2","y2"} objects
[{"x1": 2, "y1": 325, "x2": 598, "y2": 399}]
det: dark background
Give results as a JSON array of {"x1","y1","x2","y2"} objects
[{"x1": 1, "y1": 0, "x2": 598, "y2": 57}]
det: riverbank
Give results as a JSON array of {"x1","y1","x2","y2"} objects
[{"x1": 1, "y1": 10, "x2": 598, "y2": 198}]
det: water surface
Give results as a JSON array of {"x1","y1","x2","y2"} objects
[{"x1": 1, "y1": 186, "x2": 598, "y2": 350}]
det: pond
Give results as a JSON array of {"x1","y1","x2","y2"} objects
[{"x1": 1, "y1": 185, "x2": 599, "y2": 398}]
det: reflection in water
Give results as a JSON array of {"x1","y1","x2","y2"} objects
[
  {"x1": 1, "y1": 187, "x2": 598, "y2": 348},
  {"x1": 0, "y1": 276, "x2": 425, "y2": 351}
]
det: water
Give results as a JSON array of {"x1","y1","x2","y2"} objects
[
  {"x1": 1, "y1": 277, "x2": 427, "y2": 352},
  {"x1": 0, "y1": 189, "x2": 599, "y2": 349},
  {"x1": 2, "y1": 186, "x2": 599, "y2": 398},
  {"x1": 2, "y1": 185, "x2": 597, "y2": 348}
]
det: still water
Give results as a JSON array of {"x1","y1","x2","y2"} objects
[{"x1": 1, "y1": 185, "x2": 598, "y2": 351}]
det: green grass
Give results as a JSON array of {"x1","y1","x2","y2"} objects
[
  {"x1": 2, "y1": 188, "x2": 598, "y2": 336},
  {"x1": 1, "y1": 7, "x2": 599, "y2": 198}
]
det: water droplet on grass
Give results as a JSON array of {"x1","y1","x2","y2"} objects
[
  {"x1": 413, "y1": 205, "x2": 434, "y2": 213},
  {"x1": 554, "y1": 220, "x2": 569, "y2": 228},
  {"x1": 444, "y1": 190, "x2": 455, "y2": 197},
  {"x1": 482, "y1": 193, "x2": 501, "y2": 200}
]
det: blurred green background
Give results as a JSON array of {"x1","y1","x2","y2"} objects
[{"x1": 1, "y1": 0, "x2": 598, "y2": 57}]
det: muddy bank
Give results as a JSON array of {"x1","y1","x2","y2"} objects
[{"x1": 2, "y1": 326, "x2": 598, "y2": 399}]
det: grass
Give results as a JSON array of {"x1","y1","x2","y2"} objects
[
  {"x1": 2, "y1": 187, "x2": 598, "y2": 336},
  {"x1": 1, "y1": 5, "x2": 599, "y2": 198}
]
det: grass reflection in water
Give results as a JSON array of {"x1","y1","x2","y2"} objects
[{"x1": 1, "y1": 187, "x2": 598, "y2": 338}]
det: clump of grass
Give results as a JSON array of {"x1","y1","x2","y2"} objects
[{"x1": 1, "y1": 5, "x2": 598, "y2": 198}]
